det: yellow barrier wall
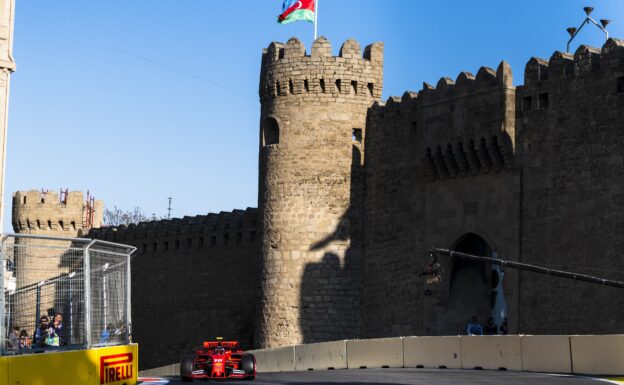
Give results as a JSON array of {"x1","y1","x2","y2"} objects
[
  {"x1": 0, "y1": 357, "x2": 8, "y2": 385},
  {"x1": 2, "y1": 344, "x2": 138, "y2": 385}
]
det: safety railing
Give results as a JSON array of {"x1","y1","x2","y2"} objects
[{"x1": 0, "y1": 234, "x2": 136, "y2": 355}]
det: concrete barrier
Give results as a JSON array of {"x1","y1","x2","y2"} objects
[
  {"x1": 461, "y1": 335, "x2": 522, "y2": 371},
  {"x1": 251, "y1": 346, "x2": 296, "y2": 373},
  {"x1": 140, "y1": 362, "x2": 180, "y2": 377},
  {"x1": 295, "y1": 340, "x2": 347, "y2": 371},
  {"x1": 346, "y1": 337, "x2": 403, "y2": 369},
  {"x1": 570, "y1": 335, "x2": 624, "y2": 375},
  {"x1": 403, "y1": 336, "x2": 462, "y2": 369},
  {"x1": 521, "y1": 335, "x2": 571, "y2": 374}
]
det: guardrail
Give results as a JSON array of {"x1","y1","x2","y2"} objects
[{"x1": 141, "y1": 334, "x2": 624, "y2": 377}]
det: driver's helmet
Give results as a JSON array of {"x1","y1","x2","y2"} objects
[{"x1": 215, "y1": 346, "x2": 225, "y2": 355}]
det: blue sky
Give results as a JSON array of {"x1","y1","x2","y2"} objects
[{"x1": 5, "y1": 0, "x2": 624, "y2": 231}]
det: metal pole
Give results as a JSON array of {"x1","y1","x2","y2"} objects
[
  {"x1": 68, "y1": 276, "x2": 73, "y2": 345},
  {"x1": 314, "y1": 0, "x2": 318, "y2": 40},
  {"x1": 431, "y1": 248, "x2": 624, "y2": 289},
  {"x1": 0, "y1": 236, "x2": 4, "y2": 355},
  {"x1": 84, "y1": 239, "x2": 96, "y2": 348},
  {"x1": 126, "y1": 248, "x2": 133, "y2": 344},
  {"x1": 35, "y1": 284, "x2": 41, "y2": 329}
]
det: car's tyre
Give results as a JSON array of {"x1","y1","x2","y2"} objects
[
  {"x1": 180, "y1": 355, "x2": 195, "y2": 382},
  {"x1": 241, "y1": 354, "x2": 255, "y2": 380}
]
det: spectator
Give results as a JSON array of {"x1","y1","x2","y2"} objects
[
  {"x1": 7, "y1": 326, "x2": 19, "y2": 351},
  {"x1": 18, "y1": 329, "x2": 32, "y2": 353},
  {"x1": 484, "y1": 316, "x2": 498, "y2": 335},
  {"x1": 33, "y1": 316, "x2": 50, "y2": 347},
  {"x1": 466, "y1": 316, "x2": 483, "y2": 336},
  {"x1": 100, "y1": 323, "x2": 113, "y2": 344},
  {"x1": 500, "y1": 318, "x2": 508, "y2": 335},
  {"x1": 51, "y1": 313, "x2": 65, "y2": 346}
]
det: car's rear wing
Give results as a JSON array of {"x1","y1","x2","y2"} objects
[{"x1": 203, "y1": 341, "x2": 239, "y2": 349}]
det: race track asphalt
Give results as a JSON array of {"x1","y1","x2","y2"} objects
[{"x1": 151, "y1": 368, "x2": 614, "y2": 385}]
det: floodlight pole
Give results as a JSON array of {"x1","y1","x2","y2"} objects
[{"x1": 567, "y1": 8, "x2": 610, "y2": 53}]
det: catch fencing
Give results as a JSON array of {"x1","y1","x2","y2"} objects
[{"x1": 0, "y1": 234, "x2": 135, "y2": 354}]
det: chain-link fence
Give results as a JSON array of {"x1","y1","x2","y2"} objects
[{"x1": 0, "y1": 234, "x2": 136, "y2": 355}]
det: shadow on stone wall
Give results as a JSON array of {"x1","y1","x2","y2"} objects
[{"x1": 299, "y1": 145, "x2": 364, "y2": 344}]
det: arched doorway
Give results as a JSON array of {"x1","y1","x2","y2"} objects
[{"x1": 444, "y1": 233, "x2": 493, "y2": 334}]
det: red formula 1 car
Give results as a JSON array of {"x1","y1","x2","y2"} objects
[{"x1": 180, "y1": 339, "x2": 256, "y2": 381}]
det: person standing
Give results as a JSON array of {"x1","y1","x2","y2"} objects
[
  {"x1": 466, "y1": 316, "x2": 483, "y2": 336},
  {"x1": 484, "y1": 316, "x2": 498, "y2": 335},
  {"x1": 51, "y1": 313, "x2": 65, "y2": 346},
  {"x1": 7, "y1": 326, "x2": 19, "y2": 351}
]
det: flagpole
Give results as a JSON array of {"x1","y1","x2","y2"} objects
[{"x1": 314, "y1": 0, "x2": 318, "y2": 40}]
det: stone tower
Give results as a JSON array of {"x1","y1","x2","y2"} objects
[
  {"x1": 10, "y1": 190, "x2": 103, "y2": 332},
  {"x1": 256, "y1": 37, "x2": 383, "y2": 348}
]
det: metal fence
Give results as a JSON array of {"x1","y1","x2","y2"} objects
[{"x1": 0, "y1": 234, "x2": 136, "y2": 355}]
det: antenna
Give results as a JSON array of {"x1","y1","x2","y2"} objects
[
  {"x1": 167, "y1": 197, "x2": 172, "y2": 220},
  {"x1": 566, "y1": 6, "x2": 611, "y2": 53}
]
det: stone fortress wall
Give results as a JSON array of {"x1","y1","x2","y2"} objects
[
  {"x1": 89, "y1": 208, "x2": 260, "y2": 369},
  {"x1": 12, "y1": 37, "x2": 624, "y2": 369}
]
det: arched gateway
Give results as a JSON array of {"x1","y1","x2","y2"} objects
[{"x1": 425, "y1": 233, "x2": 507, "y2": 335}]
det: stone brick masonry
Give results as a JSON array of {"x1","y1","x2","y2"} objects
[{"x1": 14, "y1": 36, "x2": 624, "y2": 369}]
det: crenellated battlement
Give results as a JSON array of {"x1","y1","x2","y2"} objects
[
  {"x1": 89, "y1": 208, "x2": 259, "y2": 253},
  {"x1": 12, "y1": 190, "x2": 103, "y2": 234},
  {"x1": 366, "y1": 61, "x2": 515, "y2": 182},
  {"x1": 259, "y1": 37, "x2": 384, "y2": 102},
  {"x1": 518, "y1": 38, "x2": 624, "y2": 113}
]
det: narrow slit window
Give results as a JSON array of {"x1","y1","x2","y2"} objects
[
  {"x1": 198, "y1": 237, "x2": 204, "y2": 249},
  {"x1": 304, "y1": 79, "x2": 309, "y2": 93},
  {"x1": 276, "y1": 82, "x2": 281, "y2": 95},
  {"x1": 224, "y1": 234, "x2": 229, "y2": 245},
  {"x1": 237, "y1": 233, "x2": 242, "y2": 244},
  {"x1": 59, "y1": 221, "x2": 64, "y2": 230},
  {"x1": 538, "y1": 93, "x2": 549, "y2": 109},
  {"x1": 23, "y1": 196, "x2": 26, "y2": 204},
  {"x1": 289, "y1": 79, "x2": 294, "y2": 94},
  {"x1": 210, "y1": 236, "x2": 216, "y2": 247},
  {"x1": 522, "y1": 96, "x2": 532, "y2": 111},
  {"x1": 367, "y1": 83, "x2": 374, "y2": 97},
  {"x1": 351, "y1": 80, "x2": 358, "y2": 95},
  {"x1": 164, "y1": 241, "x2": 169, "y2": 251},
  {"x1": 352, "y1": 128, "x2": 363, "y2": 142},
  {"x1": 336, "y1": 79, "x2": 342, "y2": 93},
  {"x1": 41, "y1": 198, "x2": 45, "y2": 204},
  {"x1": 320, "y1": 79, "x2": 326, "y2": 93},
  {"x1": 617, "y1": 76, "x2": 624, "y2": 93}
]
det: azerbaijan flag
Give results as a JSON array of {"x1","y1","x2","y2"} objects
[{"x1": 278, "y1": 0, "x2": 315, "y2": 24}]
